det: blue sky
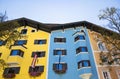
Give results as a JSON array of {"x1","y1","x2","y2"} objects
[{"x1": 0, "y1": 0, "x2": 120, "y2": 26}]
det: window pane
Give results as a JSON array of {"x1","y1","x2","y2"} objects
[
  {"x1": 59, "y1": 64, "x2": 63, "y2": 70},
  {"x1": 103, "y1": 71, "x2": 110, "y2": 79},
  {"x1": 81, "y1": 47, "x2": 87, "y2": 52},
  {"x1": 11, "y1": 50, "x2": 18, "y2": 55},
  {"x1": 15, "y1": 40, "x2": 27, "y2": 45},
  {"x1": 34, "y1": 40, "x2": 46, "y2": 44},
  {"x1": 0, "y1": 53, "x2": 2, "y2": 57},
  {"x1": 57, "y1": 50, "x2": 62, "y2": 55},
  {"x1": 21, "y1": 29, "x2": 27, "y2": 34},
  {"x1": 79, "y1": 35, "x2": 85, "y2": 40},
  {"x1": 0, "y1": 41, "x2": 3, "y2": 45},
  {"x1": 84, "y1": 61, "x2": 89, "y2": 67},
  {"x1": 56, "y1": 64, "x2": 63, "y2": 70},
  {"x1": 54, "y1": 38, "x2": 66, "y2": 43},
  {"x1": 98, "y1": 42, "x2": 106, "y2": 51}
]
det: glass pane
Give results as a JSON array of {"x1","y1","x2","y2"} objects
[
  {"x1": 57, "y1": 50, "x2": 62, "y2": 55},
  {"x1": 59, "y1": 64, "x2": 63, "y2": 70},
  {"x1": 81, "y1": 47, "x2": 87, "y2": 52},
  {"x1": 18, "y1": 41, "x2": 24, "y2": 45},
  {"x1": 56, "y1": 64, "x2": 63, "y2": 70},
  {"x1": 79, "y1": 35, "x2": 85, "y2": 40},
  {"x1": 0, "y1": 41, "x2": 3, "y2": 45},
  {"x1": 39, "y1": 40, "x2": 43, "y2": 44},
  {"x1": 12, "y1": 50, "x2": 18, "y2": 55},
  {"x1": 84, "y1": 61, "x2": 89, "y2": 67},
  {"x1": 98, "y1": 42, "x2": 105, "y2": 51},
  {"x1": 79, "y1": 62, "x2": 82, "y2": 68}
]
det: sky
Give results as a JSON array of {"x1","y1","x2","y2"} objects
[{"x1": 0, "y1": 0, "x2": 120, "y2": 26}]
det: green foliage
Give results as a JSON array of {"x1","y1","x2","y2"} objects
[
  {"x1": 0, "y1": 59, "x2": 8, "y2": 70},
  {"x1": 98, "y1": 7, "x2": 120, "y2": 65}
]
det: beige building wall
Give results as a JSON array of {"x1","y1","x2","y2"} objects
[{"x1": 88, "y1": 29, "x2": 120, "y2": 79}]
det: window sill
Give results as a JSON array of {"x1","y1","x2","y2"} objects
[
  {"x1": 76, "y1": 52, "x2": 88, "y2": 56},
  {"x1": 54, "y1": 42, "x2": 66, "y2": 44},
  {"x1": 77, "y1": 67, "x2": 91, "y2": 71}
]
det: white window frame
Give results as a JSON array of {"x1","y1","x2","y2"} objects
[
  {"x1": 97, "y1": 41, "x2": 107, "y2": 52},
  {"x1": 116, "y1": 69, "x2": 120, "y2": 79},
  {"x1": 102, "y1": 70, "x2": 111, "y2": 79}
]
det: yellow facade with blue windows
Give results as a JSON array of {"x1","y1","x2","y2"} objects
[{"x1": 0, "y1": 25, "x2": 50, "y2": 79}]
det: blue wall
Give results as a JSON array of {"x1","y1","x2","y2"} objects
[{"x1": 48, "y1": 27, "x2": 99, "y2": 79}]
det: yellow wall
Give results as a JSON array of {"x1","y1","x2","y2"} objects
[{"x1": 0, "y1": 26, "x2": 50, "y2": 79}]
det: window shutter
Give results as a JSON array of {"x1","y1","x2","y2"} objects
[
  {"x1": 39, "y1": 66, "x2": 44, "y2": 72},
  {"x1": 63, "y1": 38, "x2": 66, "y2": 42},
  {"x1": 54, "y1": 38, "x2": 57, "y2": 42},
  {"x1": 29, "y1": 66, "x2": 32, "y2": 73},
  {"x1": 64, "y1": 63, "x2": 67, "y2": 70},
  {"x1": 41, "y1": 52, "x2": 45, "y2": 57},
  {"x1": 53, "y1": 50, "x2": 57, "y2": 55},
  {"x1": 3, "y1": 68, "x2": 9, "y2": 74},
  {"x1": 34, "y1": 40, "x2": 38, "y2": 44},
  {"x1": 62, "y1": 50, "x2": 67, "y2": 55},
  {"x1": 43, "y1": 40, "x2": 46, "y2": 44},
  {"x1": 14, "y1": 67, "x2": 20, "y2": 74},
  {"x1": 31, "y1": 52, "x2": 35, "y2": 57},
  {"x1": 2, "y1": 40, "x2": 7, "y2": 45},
  {"x1": 53, "y1": 64, "x2": 56, "y2": 70}
]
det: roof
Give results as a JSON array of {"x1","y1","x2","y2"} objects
[{"x1": 2, "y1": 17, "x2": 120, "y2": 36}]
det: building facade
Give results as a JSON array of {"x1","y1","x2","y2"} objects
[
  {"x1": 0, "y1": 18, "x2": 120, "y2": 79},
  {"x1": 0, "y1": 24, "x2": 50, "y2": 79}
]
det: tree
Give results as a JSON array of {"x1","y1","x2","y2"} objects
[
  {"x1": 0, "y1": 11, "x2": 22, "y2": 70},
  {"x1": 0, "y1": 11, "x2": 22, "y2": 47},
  {"x1": 98, "y1": 7, "x2": 120, "y2": 65}
]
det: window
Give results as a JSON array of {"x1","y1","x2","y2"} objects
[
  {"x1": 14, "y1": 40, "x2": 27, "y2": 45},
  {"x1": 29, "y1": 66, "x2": 44, "y2": 73},
  {"x1": 21, "y1": 29, "x2": 27, "y2": 34},
  {"x1": 117, "y1": 70, "x2": 120, "y2": 79},
  {"x1": 31, "y1": 51, "x2": 45, "y2": 57},
  {"x1": 31, "y1": 29, "x2": 35, "y2": 32},
  {"x1": 10, "y1": 50, "x2": 24, "y2": 57},
  {"x1": 76, "y1": 47, "x2": 88, "y2": 54},
  {"x1": 100, "y1": 55, "x2": 108, "y2": 64},
  {"x1": 34, "y1": 40, "x2": 46, "y2": 44},
  {"x1": 3, "y1": 67, "x2": 20, "y2": 78},
  {"x1": 53, "y1": 49, "x2": 67, "y2": 55},
  {"x1": 53, "y1": 63, "x2": 67, "y2": 73},
  {"x1": 0, "y1": 53, "x2": 2, "y2": 57},
  {"x1": 102, "y1": 71, "x2": 111, "y2": 79},
  {"x1": 54, "y1": 38, "x2": 66, "y2": 43},
  {"x1": 75, "y1": 35, "x2": 85, "y2": 42},
  {"x1": 78, "y1": 60, "x2": 91, "y2": 69},
  {"x1": 29, "y1": 66, "x2": 44, "y2": 76},
  {"x1": 0, "y1": 40, "x2": 6, "y2": 46},
  {"x1": 0, "y1": 40, "x2": 3, "y2": 46},
  {"x1": 98, "y1": 42, "x2": 106, "y2": 51},
  {"x1": 3, "y1": 67, "x2": 20, "y2": 74}
]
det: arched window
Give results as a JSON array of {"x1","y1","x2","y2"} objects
[{"x1": 98, "y1": 42, "x2": 106, "y2": 51}]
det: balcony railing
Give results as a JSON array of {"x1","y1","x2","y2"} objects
[
  {"x1": 29, "y1": 71, "x2": 42, "y2": 77},
  {"x1": 3, "y1": 73, "x2": 15, "y2": 78}
]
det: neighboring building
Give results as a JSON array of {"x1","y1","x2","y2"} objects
[
  {"x1": 88, "y1": 30, "x2": 120, "y2": 79},
  {"x1": 0, "y1": 18, "x2": 119, "y2": 79}
]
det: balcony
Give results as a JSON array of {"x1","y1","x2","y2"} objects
[
  {"x1": 9, "y1": 45, "x2": 27, "y2": 50},
  {"x1": 29, "y1": 66, "x2": 44, "y2": 77},
  {"x1": 3, "y1": 73, "x2": 15, "y2": 78},
  {"x1": 53, "y1": 63, "x2": 67, "y2": 74},
  {"x1": 7, "y1": 56, "x2": 23, "y2": 65},
  {"x1": 29, "y1": 71, "x2": 42, "y2": 77}
]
